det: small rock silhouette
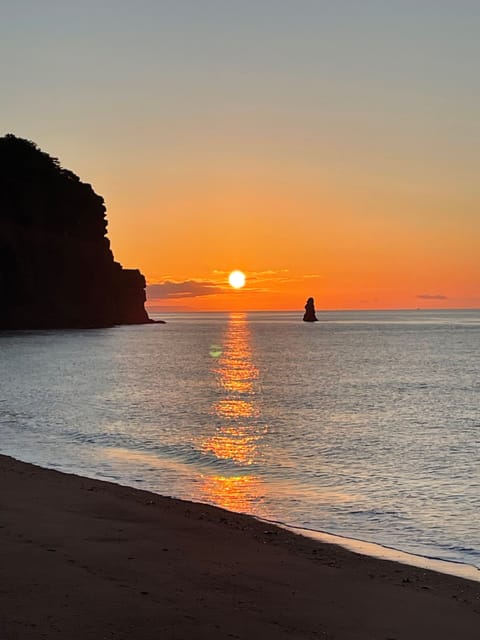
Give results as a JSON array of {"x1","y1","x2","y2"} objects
[{"x1": 303, "y1": 297, "x2": 318, "y2": 322}]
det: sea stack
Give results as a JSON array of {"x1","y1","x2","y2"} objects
[
  {"x1": 303, "y1": 297, "x2": 318, "y2": 322},
  {"x1": 0, "y1": 134, "x2": 153, "y2": 329}
]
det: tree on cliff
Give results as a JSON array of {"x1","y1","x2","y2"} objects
[{"x1": 0, "y1": 134, "x2": 152, "y2": 329}]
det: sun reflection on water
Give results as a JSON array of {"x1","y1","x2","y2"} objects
[
  {"x1": 199, "y1": 474, "x2": 264, "y2": 514},
  {"x1": 200, "y1": 313, "x2": 267, "y2": 514},
  {"x1": 213, "y1": 399, "x2": 259, "y2": 419}
]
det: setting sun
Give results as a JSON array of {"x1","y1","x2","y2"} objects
[{"x1": 228, "y1": 270, "x2": 246, "y2": 289}]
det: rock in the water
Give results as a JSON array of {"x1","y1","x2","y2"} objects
[
  {"x1": 0, "y1": 134, "x2": 154, "y2": 329},
  {"x1": 303, "y1": 297, "x2": 318, "y2": 322}
]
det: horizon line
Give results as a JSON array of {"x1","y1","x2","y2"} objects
[{"x1": 146, "y1": 307, "x2": 480, "y2": 314}]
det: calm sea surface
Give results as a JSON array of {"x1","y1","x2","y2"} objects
[{"x1": 1, "y1": 310, "x2": 479, "y2": 570}]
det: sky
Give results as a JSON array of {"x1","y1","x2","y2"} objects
[{"x1": 1, "y1": 1, "x2": 479, "y2": 311}]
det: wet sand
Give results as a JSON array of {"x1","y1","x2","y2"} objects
[{"x1": 1, "y1": 453, "x2": 479, "y2": 639}]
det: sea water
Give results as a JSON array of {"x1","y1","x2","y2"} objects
[{"x1": 1, "y1": 310, "x2": 479, "y2": 574}]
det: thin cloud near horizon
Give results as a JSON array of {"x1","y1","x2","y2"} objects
[
  {"x1": 147, "y1": 280, "x2": 225, "y2": 299},
  {"x1": 147, "y1": 271, "x2": 324, "y2": 300},
  {"x1": 417, "y1": 293, "x2": 448, "y2": 300}
]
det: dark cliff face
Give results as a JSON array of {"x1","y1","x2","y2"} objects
[{"x1": 0, "y1": 134, "x2": 152, "y2": 329}]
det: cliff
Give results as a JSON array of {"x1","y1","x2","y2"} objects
[{"x1": 0, "y1": 134, "x2": 153, "y2": 329}]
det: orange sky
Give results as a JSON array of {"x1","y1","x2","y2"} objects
[
  {"x1": 105, "y1": 168, "x2": 479, "y2": 311},
  {"x1": 3, "y1": 3, "x2": 479, "y2": 311}
]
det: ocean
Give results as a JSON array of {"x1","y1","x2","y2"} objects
[{"x1": 1, "y1": 310, "x2": 479, "y2": 575}]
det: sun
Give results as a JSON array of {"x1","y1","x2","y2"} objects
[{"x1": 228, "y1": 270, "x2": 246, "y2": 289}]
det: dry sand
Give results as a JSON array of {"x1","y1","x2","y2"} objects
[{"x1": 1, "y1": 453, "x2": 479, "y2": 639}]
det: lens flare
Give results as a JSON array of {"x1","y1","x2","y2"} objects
[{"x1": 209, "y1": 345, "x2": 222, "y2": 358}]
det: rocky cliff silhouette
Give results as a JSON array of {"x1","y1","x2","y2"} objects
[{"x1": 0, "y1": 134, "x2": 153, "y2": 329}]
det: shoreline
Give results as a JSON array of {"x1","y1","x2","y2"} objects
[
  {"x1": 1, "y1": 453, "x2": 479, "y2": 639},
  {"x1": 283, "y1": 524, "x2": 480, "y2": 584},
  {"x1": 3, "y1": 450, "x2": 480, "y2": 584}
]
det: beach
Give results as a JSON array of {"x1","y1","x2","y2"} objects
[{"x1": 1, "y1": 454, "x2": 479, "y2": 639}]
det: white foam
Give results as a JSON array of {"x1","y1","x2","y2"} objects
[{"x1": 279, "y1": 523, "x2": 480, "y2": 583}]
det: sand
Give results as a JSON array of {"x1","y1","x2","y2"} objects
[{"x1": 0, "y1": 453, "x2": 479, "y2": 639}]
